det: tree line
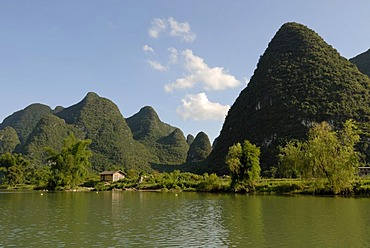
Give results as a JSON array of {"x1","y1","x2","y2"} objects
[
  {"x1": 0, "y1": 119, "x2": 365, "y2": 194},
  {"x1": 0, "y1": 134, "x2": 92, "y2": 190}
]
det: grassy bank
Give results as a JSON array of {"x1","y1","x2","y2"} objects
[
  {"x1": 86, "y1": 171, "x2": 370, "y2": 195},
  {"x1": 3, "y1": 171, "x2": 370, "y2": 195}
]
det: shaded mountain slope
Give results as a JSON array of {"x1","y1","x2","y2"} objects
[
  {"x1": 187, "y1": 132, "x2": 212, "y2": 162},
  {"x1": 127, "y1": 106, "x2": 189, "y2": 165},
  {"x1": 208, "y1": 22, "x2": 370, "y2": 174},
  {"x1": 22, "y1": 114, "x2": 85, "y2": 162},
  {"x1": 0, "y1": 126, "x2": 20, "y2": 154},
  {"x1": 350, "y1": 49, "x2": 370, "y2": 77},
  {"x1": 0, "y1": 103, "x2": 52, "y2": 145}
]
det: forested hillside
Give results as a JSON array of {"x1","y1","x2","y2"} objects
[
  {"x1": 208, "y1": 22, "x2": 370, "y2": 174},
  {"x1": 350, "y1": 49, "x2": 370, "y2": 77},
  {"x1": 0, "y1": 92, "x2": 204, "y2": 172}
]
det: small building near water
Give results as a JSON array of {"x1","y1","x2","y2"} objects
[
  {"x1": 358, "y1": 167, "x2": 370, "y2": 177},
  {"x1": 99, "y1": 171, "x2": 126, "y2": 183}
]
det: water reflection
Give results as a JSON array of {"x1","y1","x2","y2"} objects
[{"x1": 1, "y1": 191, "x2": 370, "y2": 247}]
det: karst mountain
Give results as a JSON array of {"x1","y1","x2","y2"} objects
[
  {"x1": 208, "y1": 22, "x2": 370, "y2": 174},
  {"x1": 0, "y1": 92, "x2": 212, "y2": 172}
]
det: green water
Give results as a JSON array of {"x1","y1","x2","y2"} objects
[{"x1": 0, "y1": 191, "x2": 369, "y2": 247}]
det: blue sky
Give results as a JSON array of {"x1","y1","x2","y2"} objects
[{"x1": 1, "y1": 1, "x2": 370, "y2": 142}]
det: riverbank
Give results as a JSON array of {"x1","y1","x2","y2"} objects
[{"x1": 2, "y1": 171, "x2": 370, "y2": 195}]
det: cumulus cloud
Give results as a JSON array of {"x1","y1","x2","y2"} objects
[
  {"x1": 168, "y1": 17, "x2": 196, "y2": 42},
  {"x1": 176, "y1": 93, "x2": 230, "y2": 121},
  {"x1": 147, "y1": 60, "x2": 167, "y2": 71},
  {"x1": 165, "y1": 49, "x2": 240, "y2": 92},
  {"x1": 143, "y1": 45, "x2": 155, "y2": 54},
  {"x1": 168, "y1": 47, "x2": 179, "y2": 64},
  {"x1": 148, "y1": 17, "x2": 196, "y2": 42},
  {"x1": 148, "y1": 18, "x2": 167, "y2": 38}
]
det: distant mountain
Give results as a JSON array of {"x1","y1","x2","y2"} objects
[
  {"x1": 127, "y1": 106, "x2": 188, "y2": 165},
  {"x1": 127, "y1": 106, "x2": 176, "y2": 141},
  {"x1": 186, "y1": 134, "x2": 195, "y2": 146},
  {"x1": 187, "y1": 132, "x2": 212, "y2": 163},
  {"x1": 350, "y1": 49, "x2": 370, "y2": 77},
  {"x1": 0, "y1": 103, "x2": 52, "y2": 145},
  {"x1": 55, "y1": 92, "x2": 156, "y2": 171},
  {"x1": 0, "y1": 92, "x2": 197, "y2": 172},
  {"x1": 208, "y1": 22, "x2": 370, "y2": 174}
]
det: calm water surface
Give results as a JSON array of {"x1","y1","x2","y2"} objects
[{"x1": 1, "y1": 191, "x2": 370, "y2": 247}]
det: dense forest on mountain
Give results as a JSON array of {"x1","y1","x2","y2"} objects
[
  {"x1": 0, "y1": 92, "x2": 213, "y2": 173},
  {"x1": 207, "y1": 22, "x2": 370, "y2": 174},
  {"x1": 187, "y1": 132, "x2": 212, "y2": 163},
  {"x1": 0, "y1": 104, "x2": 53, "y2": 146},
  {"x1": 350, "y1": 49, "x2": 370, "y2": 77},
  {"x1": 126, "y1": 106, "x2": 189, "y2": 165}
]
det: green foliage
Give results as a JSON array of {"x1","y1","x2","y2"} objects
[
  {"x1": 187, "y1": 132, "x2": 212, "y2": 162},
  {"x1": 0, "y1": 93, "x2": 203, "y2": 173},
  {"x1": 108, "y1": 170, "x2": 230, "y2": 192},
  {"x1": 197, "y1": 173, "x2": 227, "y2": 192},
  {"x1": 0, "y1": 103, "x2": 52, "y2": 145},
  {"x1": 24, "y1": 165, "x2": 51, "y2": 188},
  {"x1": 56, "y1": 92, "x2": 155, "y2": 172},
  {"x1": 46, "y1": 134, "x2": 92, "y2": 190},
  {"x1": 278, "y1": 141, "x2": 303, "y2": 178},
  {"x1": 208, "y1": 22, "x2": 370, "y2": 174},
  {"x1": 0, "y1": 153, "x2": 30, "y2": 185},
  {"x1": 127, "y1": 106, "x2": 176, "y2": 141},
  {"x1": 226, "y1": 140, "x2": 261, "y2": 186},
  {"x1": 22, "y1": 114, "x2": 84, "y2": 163},
  {"x1": 127, "y1": 106, "x2": 190, "y2": 165},
  {"x1": 0, "y1": 126, "x2": 20, "y2": 154},
  {"x1": 278, "y1": 120, "x2": 361, "y2": 194}
]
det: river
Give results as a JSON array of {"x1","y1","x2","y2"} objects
[{"x1": 0, "y1": 191, "x2": 369, "y2": 247}]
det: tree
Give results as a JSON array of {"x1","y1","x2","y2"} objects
[
  {"x1": 278, "y1": 120, "x2": 361, "y2": 193},
  {"x1": 0, "y1": 152, "x2": 30, "y2": 185},
  {"x1": 0, "y1": 127, "x2": 20, "y2": 154},
  {"x1": 46, "y1": 134, "x2": 92, "y2": 190},
  {"x1": 226, "y1": 140, "x2": 261, "y2": 185},
  {"x1": 278, "y1": 140, "x2": 303, "y2": 178}
]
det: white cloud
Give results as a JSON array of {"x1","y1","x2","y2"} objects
[
  {"x1": 148, "y1": 17, "x2": 196, "y2": 42},
  {"x1": 148, "y1": 18, "x2": 167, "y2": 38},
  {"x1": 168, "y1": 17, "x2": 196, "y2": 42},
  {"x1": 147, "y1": 60, "x2": 167, "y2": 71},
  {"x1": 165, "y1": 49, "x2": 240, "y2": 92},
  {"x1": 168, "y1": 47, "x2": 179, "y2": 64},
  {"x1": 143, "y1": 45, "x2": 155, "y2": 54},
  {"x1": 176, "y1": 93, "x2": 230, "y2": 121}
]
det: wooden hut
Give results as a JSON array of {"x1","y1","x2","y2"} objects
[{"x1": 99, "y1": 171, "x2": 126, "y2": 183}]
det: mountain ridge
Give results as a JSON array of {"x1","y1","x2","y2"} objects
[{"x1": 0, "y1": 92, "x2": 198, "y2": 171}]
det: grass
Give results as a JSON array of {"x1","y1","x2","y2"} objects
[{"x1": 3, "y1": 172, "x2": 370, "y2": 195}]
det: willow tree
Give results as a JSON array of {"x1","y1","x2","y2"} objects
[
  {"x1": 46, "y1": 134, "x2": 92, "y2": 190},
  {"x1": 279, "y1": 120, "x2": 361, "y2": 193}
]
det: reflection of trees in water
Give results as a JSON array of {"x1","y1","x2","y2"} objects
[{"x1": 222, "y1": 194, "x2": 265, "y2": 247}]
